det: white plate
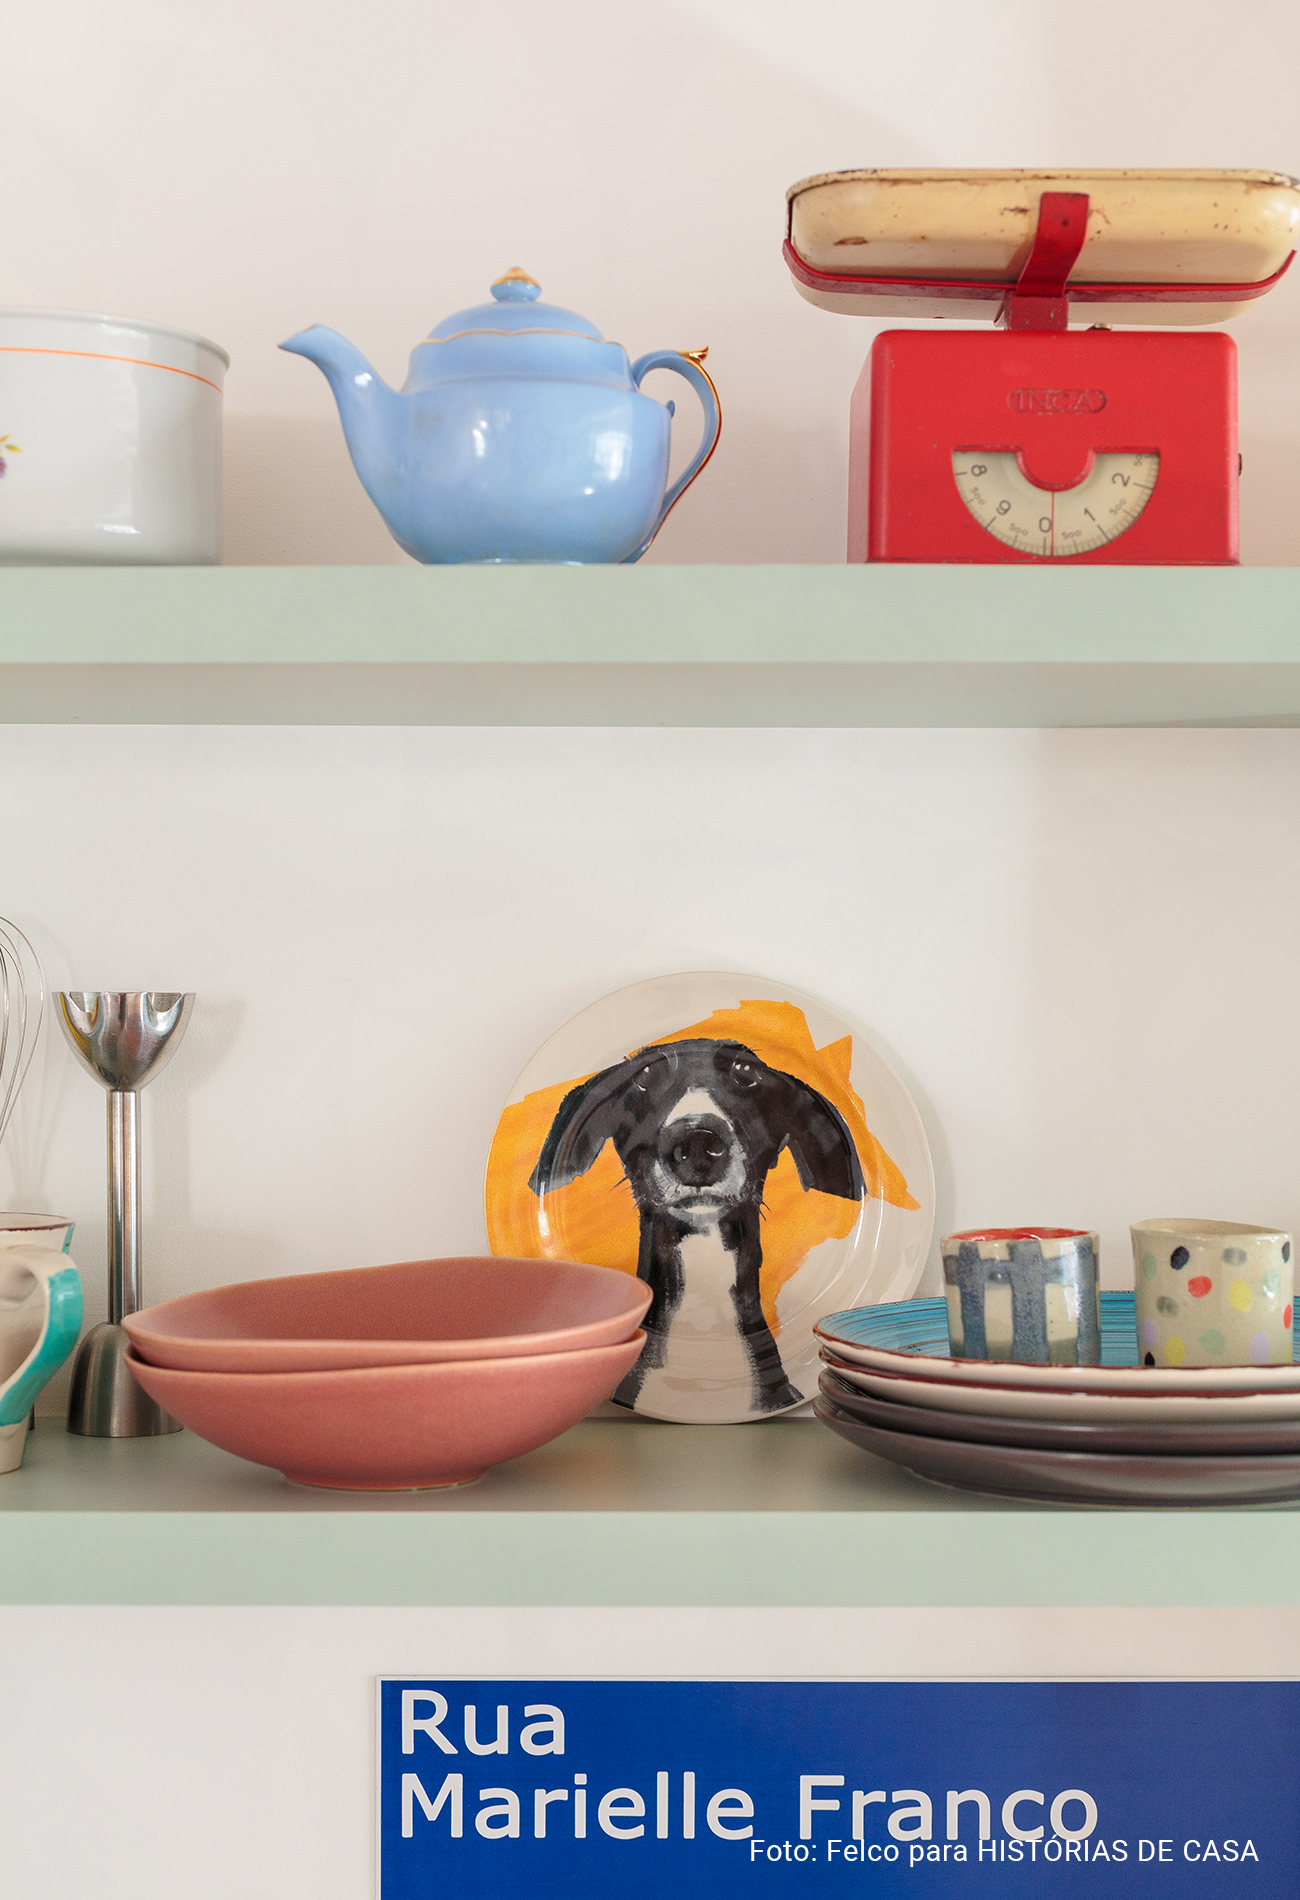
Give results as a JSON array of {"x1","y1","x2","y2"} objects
[
  {"x1": 485, "y1": 972, "x2": 933, "y2": 1423},
  {"x1": 816, "y1": 1294, "x2": 1300, "y2": 1396},
  {"x1": 821, "y1": 1351, "x2": 1300, "y2": 1426}
]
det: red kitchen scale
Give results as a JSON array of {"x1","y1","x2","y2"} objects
[{"x1": 784, "y1": 169, "x2": 1300, "y2": 564}]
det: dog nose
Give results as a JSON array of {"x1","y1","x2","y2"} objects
[{"x1": 665, "y1": 1125, "x2": 731, "y2": 1188}]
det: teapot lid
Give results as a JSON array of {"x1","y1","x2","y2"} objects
[{"x1": 426, "y1": 268, "x2": 605, "y2": 341}]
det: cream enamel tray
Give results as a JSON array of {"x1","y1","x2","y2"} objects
[{"x1": 786, "y1": 168, "x2": 1300, "y2": 324}]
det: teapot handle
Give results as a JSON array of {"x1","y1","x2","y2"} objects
[{"x1": 621, "y1": 349, "x2": 721, "y2": 563}]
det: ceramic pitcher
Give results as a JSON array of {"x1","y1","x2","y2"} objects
[{"x1": 0, "y1": 1219, "x2": 82, "y2": 1472}]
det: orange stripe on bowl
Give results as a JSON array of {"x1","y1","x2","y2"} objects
[{"x1": 0, "y1": 345, "x2": 223, "y2": 392}]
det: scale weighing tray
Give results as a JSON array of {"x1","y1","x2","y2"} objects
[{"x1": 786, "y1": 168, "x2": 1300, "y2": 325}]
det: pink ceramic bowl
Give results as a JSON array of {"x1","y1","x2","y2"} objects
[
  {"x1": 121, "y1": 1255, "x2": 651, "y2": 1374},
  {"x1": 126, "y1": 1331, "x2": 646, "y2": 1489}
]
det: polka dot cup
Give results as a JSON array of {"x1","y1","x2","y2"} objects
[{"x1": 1131, "y1": 1219, "x2": 1294, "y2": 1370}]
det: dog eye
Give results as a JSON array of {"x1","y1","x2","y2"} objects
[
  {"x1": 731, "y1": 1059, "x2": 759, "y2": 1088},
  {"x1": 630, "y1": 1048, "x2": 677, "y2": 1092}
]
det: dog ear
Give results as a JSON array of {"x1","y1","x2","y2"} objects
[
  {"x1": 528, "y1": 1062, "x2": 632, "y2": 1197},
  {"x1": 774, "y1": 1079, "x2": 865, "y2": 1203}
]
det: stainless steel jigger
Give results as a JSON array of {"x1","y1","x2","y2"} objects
[{"x1": 56, "y1": 992, "x2": 195, "y2": 1437}]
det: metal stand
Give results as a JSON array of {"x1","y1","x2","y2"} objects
[{"x1": 57, "y1": 993, "x2": 195, "y2": 1438}]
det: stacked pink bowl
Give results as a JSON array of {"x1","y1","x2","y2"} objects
[{"x1": 122, "y1": 1256, "x2": 649, "y2": 1490}]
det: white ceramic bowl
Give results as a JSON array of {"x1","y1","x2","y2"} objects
[{"x1": 0, "y1": 307, "x2": 227, "y2": 564}]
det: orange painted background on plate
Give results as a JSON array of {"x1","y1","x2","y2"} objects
[{"x1": 485, "y1": 999, "x2": 918, "y2": 1334}]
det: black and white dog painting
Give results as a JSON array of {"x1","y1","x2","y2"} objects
[{"x1": 528, "y1": 1037, "x2": 865, "y2": 1418}]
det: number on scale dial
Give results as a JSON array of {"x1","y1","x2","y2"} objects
[{"x1": 952, "y1": 450, "x2": 1160, "y2": 557}]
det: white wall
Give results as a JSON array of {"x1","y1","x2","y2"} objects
[
  {"x1": 1, "y1": 1605, "x2": 1297, "y2": 1899},
  {"x1": 2, "y1": 723, "x2": 1299, "y2": 1416},
  {"x1": 3, "y1": 0, "x2": 1298, "y2": 564},
  {"x1": 3, "y1": 15, "x2": 1299, "y2": 1886},
  {"x1": 0, "y1": 1, "x2": 1296, "y2": 1389},
  {"x1": 5, "y1": 20, "x2": 1300, "y2": 1900}
]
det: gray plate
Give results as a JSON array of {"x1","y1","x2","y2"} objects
[
  {"x1": 819, "y1": 1366, "x2": 1300, "y2": 1456},
  {"x1": 814, "y1": 1395, "x2": 1300, "y2": 1507}
]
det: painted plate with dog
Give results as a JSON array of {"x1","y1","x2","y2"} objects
[{"x1": 485, "y1": 972, "x2": 934, "y2": 1424}]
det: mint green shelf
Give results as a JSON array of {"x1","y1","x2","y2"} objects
[
  {"x1": 3, "y1": 1420, "x2": 1298, "y2": 1607},
  {"x1": 0, "y1": 564, "x2": 1297, "y2": 726},
  {"x1": 6, "y1": 565, "x2": 1299, "y2": 1608}
]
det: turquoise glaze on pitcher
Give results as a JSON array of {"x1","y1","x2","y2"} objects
[
  {"x1": 0, "y1": 1242, "x2": 83, "y2": 1473},
  {"x1": 280, "y1": 269, "x2": 721, "y2": 565}
]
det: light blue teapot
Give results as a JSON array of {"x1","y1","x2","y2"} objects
[{"x1": 281, "y1": 270, "x2": 721, "y2": 565}]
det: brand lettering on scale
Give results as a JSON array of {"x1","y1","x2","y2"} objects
[
  {"x1": 395, "y1": 1694, "x2": 1260, "y2": 1868},
  {"x1": 1007, "y1": 387, "x2": 1107, "y2": 415}
]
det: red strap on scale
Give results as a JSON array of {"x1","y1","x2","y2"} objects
[{"x1": 999, "y1": 192, "x2": 1088, "y2": 330}]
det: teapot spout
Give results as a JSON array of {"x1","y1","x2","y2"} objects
[{"x1": 279, "y1": 325, "x2": 404, "y2": 515}]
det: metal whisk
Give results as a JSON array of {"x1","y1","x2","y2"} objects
[{"x1": 0, "y1": 916, "x2": 44, "y2": 1162}]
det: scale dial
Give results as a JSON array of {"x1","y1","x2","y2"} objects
[{"x1": 952, "y1": 450, "x2": 1160, "y2": 557}]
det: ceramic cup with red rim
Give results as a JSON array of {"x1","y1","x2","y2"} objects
[
  {"x1": 941, "y1": 1227, "x2": 1101, "y2": 1366},
  {"x1": 0, "y1": 1213, "x2": 75, "y2": 1254},
  {"x1": 1132, "y1": 1218, "x2": 1293, "y2": 1370}
]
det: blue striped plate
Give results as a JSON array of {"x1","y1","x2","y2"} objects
[{"x1": 815, "y1": 1292, "x2": 1300, "y2": 1395}]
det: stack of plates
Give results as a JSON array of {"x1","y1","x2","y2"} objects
[{"x1": 814, "y1": 1293, "x2": 1300, "y2": 1506}]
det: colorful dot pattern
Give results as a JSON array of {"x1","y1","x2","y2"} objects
[{"x1": 1133, "y1": 1229, "x2": 1294, "y2": 1370}]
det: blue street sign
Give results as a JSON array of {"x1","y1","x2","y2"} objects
[{"x1": 377, "y1": 1678, "x2": 1294, "y2": 1897}]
